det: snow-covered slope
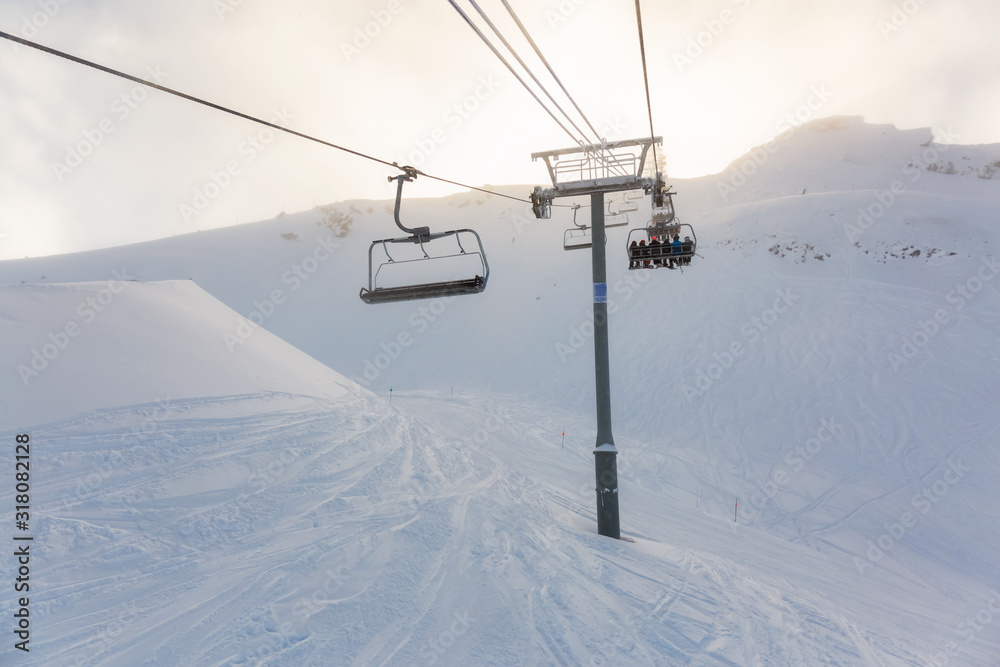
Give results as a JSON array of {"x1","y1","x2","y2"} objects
[
  {"x1": 0, "y1": 280, "x2": 353, "y2": 427},
  {"x1": 1, "y1": 117, "x2": 998, "y2": 665}
]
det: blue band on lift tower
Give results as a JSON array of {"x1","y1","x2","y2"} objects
[{"x1": 593, "y1": 283, "x2": 608, "y2": 303}]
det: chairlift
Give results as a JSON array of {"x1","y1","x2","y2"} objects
[
  {"x1": 563, "y1": 204, "x2": 593, "y2": 251},
  {"x1": 605, "y1": 199, "x2": 630, "y2": 227},
  {"x1": 563, "y1": 227, "x2": 593, "y2": 251},
  {"x1": 617, "y1": 191, "x2": 641, "y2": 213},
  {"x1": 626, "y1": 189, "x2": 696, "y2": 270},
  {"x1": 360, "y1": 169, "x2": 489, "y2": 304}
]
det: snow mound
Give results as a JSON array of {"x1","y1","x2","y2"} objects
[{"x1": 0, "y1": 280, "x2": 354, "y2": 427}]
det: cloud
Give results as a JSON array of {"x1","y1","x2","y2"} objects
[{"x1": 0, "y1": 0, "x2": 996, "y2": 259}]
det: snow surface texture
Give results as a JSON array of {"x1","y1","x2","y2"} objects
[{"x1": 1, "y1": 117, "x2": 998, "y2": 665}]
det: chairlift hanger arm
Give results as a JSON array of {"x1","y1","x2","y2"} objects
[{"x1": 388, "y1": 168, "x2": 431, "y2": 238}]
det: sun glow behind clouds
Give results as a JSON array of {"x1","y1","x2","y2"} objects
[{"x1": 0, "y1": 0, "x2": 997, "y2": 259}]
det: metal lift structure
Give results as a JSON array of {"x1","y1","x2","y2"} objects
[
  {"x1": 530, "y1": 136, "x2": 662, "y2": 539},
  {"x1": 563, "y1": 200, "x2": 630, "y2": 252}
]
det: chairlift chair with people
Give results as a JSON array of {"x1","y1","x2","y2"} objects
[{"x1": 626, "y1": 188, "x2": 696, "y2": 270}]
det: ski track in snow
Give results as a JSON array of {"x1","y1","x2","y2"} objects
[{"x1": 4, "y1": 388, "x2": 994, "y2": 665}]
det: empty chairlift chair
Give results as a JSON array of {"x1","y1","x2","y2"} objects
[
  {"x1": 604, "y1": 199, "x2": 630, "y2": 228},
  {"x1": 564, "y1": 202, "x2": 627, "y2": 251},
  {"x1": 617, "y1": 189, "x2": 643, "y2": 213},
  {"x1": 359, "y1": 170, "x2": 490, "y2": 304},
  {"x1": 563, "y1": 205, "x2": 594, "y2": 251}
]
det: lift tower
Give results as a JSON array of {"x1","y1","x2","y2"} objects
[{"x1": 530, "y1": 137, "x2": 662, "y2": 539}]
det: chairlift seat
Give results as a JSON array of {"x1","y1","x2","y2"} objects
[
  {"x1": 362, "y1": 228, "x2": 489, "y2": 303},
  {"x1": 360, "y1": 275, "x2": 486, "y2": 304},
  {"x1": 564, "y1": 227, "x2": 593, "y2": 251},
  {"x1": 604, "y1": 200, "x2": 630, "y2": 228},
  {"x1": 361, "y1": 171, "x2": 490, "y2": 304}
]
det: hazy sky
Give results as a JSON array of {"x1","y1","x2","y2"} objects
[{"x1": 1, "y1": 0, "x2": 997, "y2": 259}]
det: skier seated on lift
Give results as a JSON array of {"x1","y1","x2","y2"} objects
[
  {"x1": 648, "y1": 236, "x2": 662, "y2": 267},
  {"x1": 666, "y1": 234, "x2": 681, "y2": 268},
  {"x1": 682, "y1": 236, "x2": 694, "y2": 265},
  {"x1": 629, "y1": 240, "x2": 640, "y2": 269},
  {"x1": 639, "y1": 239, "x2": 650, "y2": 268}
]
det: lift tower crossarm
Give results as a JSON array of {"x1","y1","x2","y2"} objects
[
  {"x1": 531, "y1": 137, "x2": 661, "y2": 196},
  {"x1": 530, "y1": 136, "x2": 662, "y2": 160}
]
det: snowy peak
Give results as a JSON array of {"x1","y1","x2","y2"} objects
[
  {"x1": 717, "y1": 116, "x2": 1000, "y2": 196},
  {"x1": 1, "y1": 280, "x2": 356, "y2": 427}
]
